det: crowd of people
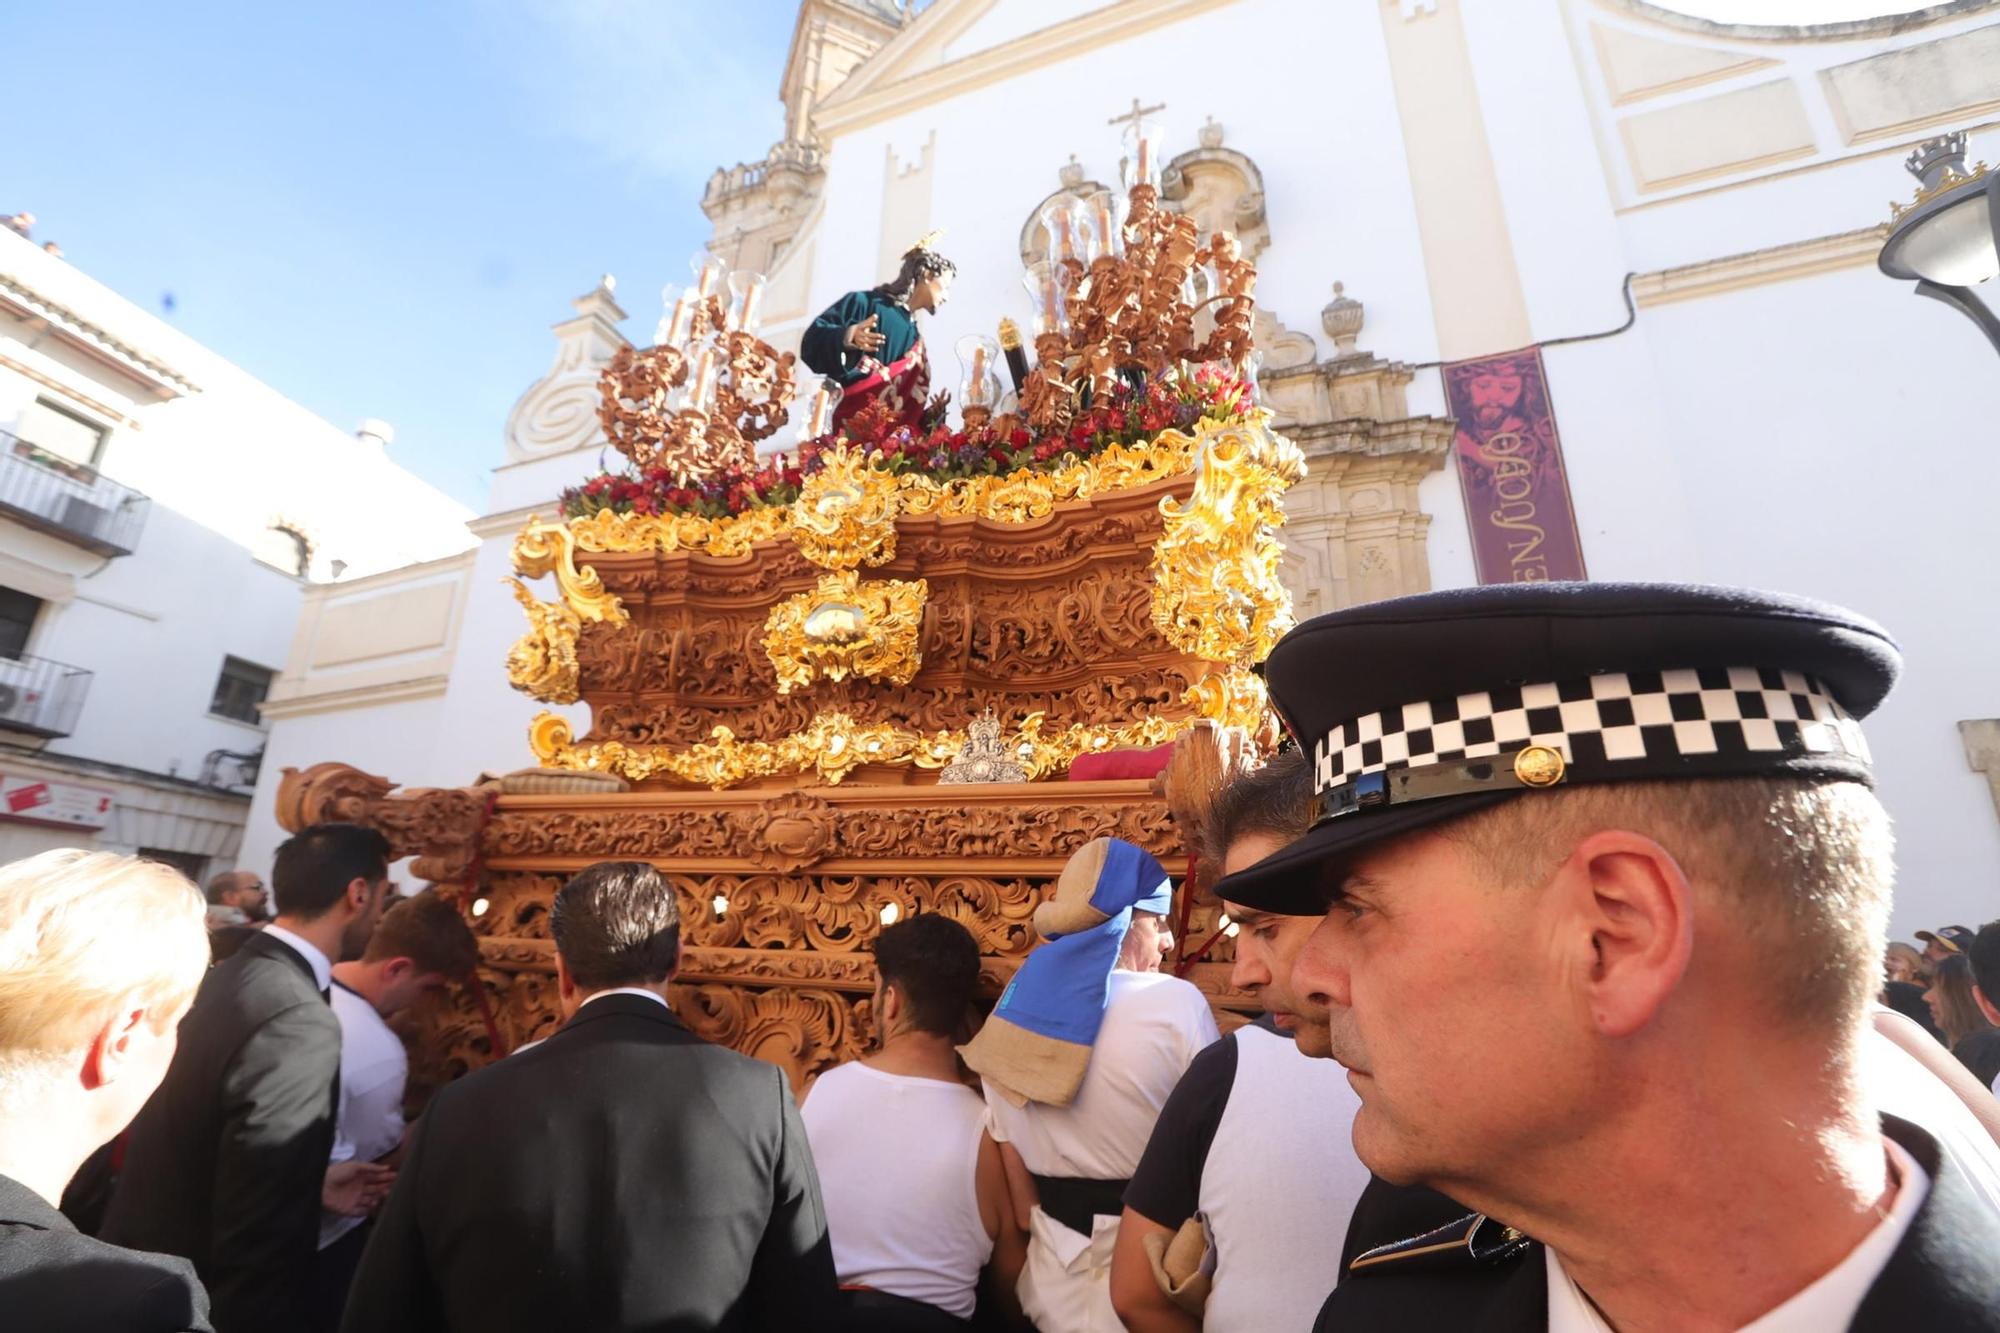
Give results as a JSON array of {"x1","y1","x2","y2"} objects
[{"x1": 3, "y1": 581, "x2": 2000, "y2": 1331}]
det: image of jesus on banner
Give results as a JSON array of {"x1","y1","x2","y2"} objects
[{"x1": 1443, "y1": 347, "x2": 1588, "y2": 585}]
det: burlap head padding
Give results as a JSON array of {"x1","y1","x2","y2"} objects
[
  {"x1": 956, "y1": 1014, "x2": 1089, "y2": 1108},
  {"x1": 1031, "y1": 836, "x2": 1116, "y2": 939}
]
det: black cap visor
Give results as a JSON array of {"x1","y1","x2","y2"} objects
[{"x1": 1213, "y1": 788, "x2": 1524, "y2": 916}]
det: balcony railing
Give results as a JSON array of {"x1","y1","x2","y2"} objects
[
  {"x1": 0, "y1": 653, "x2": 91, "y2": 738},
  {"x1": 0, "y1": 431, "x2": 151, "y2": 556}
]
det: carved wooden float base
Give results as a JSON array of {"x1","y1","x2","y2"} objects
[{"x1": 281, "y1": 763, "x2": 1254, "y2": 1101}]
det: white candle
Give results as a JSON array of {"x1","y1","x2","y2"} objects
[
  {"x1": 1137, "y1": 134, "x2": 1153, "y2": 185},
  {"x1": 737, "y1": 277, "x2": 764, "y2": 331},
  {"x1": 667, "y1": 291, "x2": 694, "y2": 344},
  {"x1": 1095, "y1": 198, "x2": 1117, "y2": 256},
  {"x1": 696, "y1": 257, "x2": 723, "y2": 299},
  {"x1": 687, "y1": 347, "x2": 718, "y2": 412},
  {"x1": 969, "y1": 344, "x2": 989, "y2": 405},
  {"x1": 808, "y1": 382, "x2": 835, "y2": 437},
  {"x1": 1053, "y1": 208, "x2": 1075, "y2": 263}
]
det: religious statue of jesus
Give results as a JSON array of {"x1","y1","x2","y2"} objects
[{"x1": 799, "y1": 235, "x2": 956, "y2": 435}]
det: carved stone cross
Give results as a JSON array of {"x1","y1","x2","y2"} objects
[{"x1": 1107, "y1": 96, "x2": 1166, "y2": 129}]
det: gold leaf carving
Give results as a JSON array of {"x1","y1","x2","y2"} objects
[
  {"x1": 503, "y1": 578, "x2": 581, "y2": 705},
  {"x1": 1150, "y1": 414, "x2": 1304, "y2": 668},
  {"x1": 789, "y1": 444, "x2": 900, "y2": 571},
  {"x1": 763, "y1": 571, "x2": 927, "y2": 693}
]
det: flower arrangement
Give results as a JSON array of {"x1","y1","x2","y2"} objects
[{"x1": 559, "y1": 363, "x2": 1256, "y2": 522}]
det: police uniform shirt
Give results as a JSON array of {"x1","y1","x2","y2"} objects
[{"x1": 1547, "y1": 1140, "x2": 1925, "y2": 1332}]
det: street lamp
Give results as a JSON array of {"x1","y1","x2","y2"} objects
[{"x1": 1879, "y1": 132, "x2": 2000, "y2": 355}]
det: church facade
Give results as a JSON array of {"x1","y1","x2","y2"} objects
[{"x1": 244, "y1": 0, "x2": 2000, "y2": 935}]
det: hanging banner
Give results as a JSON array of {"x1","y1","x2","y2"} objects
[
  {"x1": 1443, "y1": 346, "x2": 1588, "y2": 584},
  {"x1": 0, "y1": 773, "x2": 115, "y2": 830}
]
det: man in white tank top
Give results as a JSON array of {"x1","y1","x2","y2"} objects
[
  {"x1": 1111, "y1": 754, "x2": 1464, "y2": 1332},
  {"x1": 801, "y1": 913, "x2": 1024, "y2": 1330}
]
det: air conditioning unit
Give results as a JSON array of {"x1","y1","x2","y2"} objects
[{"x1": 58, "y1": 496, "x2": 108, "y2": 540}]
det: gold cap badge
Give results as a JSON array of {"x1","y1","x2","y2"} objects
[{"x1": 1514, "y1": 744, "x2": 1567, "y2": 788}]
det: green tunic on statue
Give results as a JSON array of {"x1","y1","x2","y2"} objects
[{"x1": 799, "y1": 289, "x2": 930, "y2": 432}]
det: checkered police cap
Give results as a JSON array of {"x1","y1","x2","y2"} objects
[{"x1": 1216, "y1": 583, "x2": 1900, "y2": 917}]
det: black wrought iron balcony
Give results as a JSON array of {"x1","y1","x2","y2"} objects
[
  {"x1": 0, "y1": 652, "x2": 91, "y2": 738},
  {"x1": 0, "y1": 431, "x2": 151, "y2": 556}
]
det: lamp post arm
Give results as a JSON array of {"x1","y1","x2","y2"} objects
[{"x1": 1913, "y1": 279, "x2": 2000, "y2": 359}]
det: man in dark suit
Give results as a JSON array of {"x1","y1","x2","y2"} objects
[
  {"x1": 340, "y1": 859, "x2": 839, "y2": 1333},
  {"x1": 0, "y1": 849, "x2": 216, "y2": 1331},
  {"x1": 104, "y1": 823, "x2": 393, "y2": 1332},
  {"x1": 1216, "y1": 584, "x2": 2000, "y2": 1331}
]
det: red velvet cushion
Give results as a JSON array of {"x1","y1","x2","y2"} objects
[{"x1": 1066, "y1": 742, "x2": 1176, "y2": 782}]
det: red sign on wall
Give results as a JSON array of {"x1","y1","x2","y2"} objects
[
  {"x1": 0, "y1": 774, "x2": 115, "y2": 830},
  {"x1": 1443, "y1": 346, "x2": 1588, "y2": 584}
]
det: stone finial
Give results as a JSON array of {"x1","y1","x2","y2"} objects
[
  {"x1": 1322, "y1": 281, "x2": 1365, "y2": 358},
  {"x1": 1905, "y1": 132, "x2": 1968, "y2": 190},
  {"x1": 1199, "y1": 116, "x2": 1224, "y2": 149},
  {"x1": 1059, "y1": 154, "x2": 1086, "y2": 188}
]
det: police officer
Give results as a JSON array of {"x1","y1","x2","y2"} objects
[{"x1": 1215, "y1": 582, "x2": 2000, "y2": 1331}]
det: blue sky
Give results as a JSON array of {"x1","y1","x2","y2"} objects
[{"x1": 3, "y1": 0, "x2": 803, "y2": 508}]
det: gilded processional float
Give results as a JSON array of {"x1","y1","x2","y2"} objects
[{"x1": 275, "y1": 117, "x2": 1302, "y2": 1097}]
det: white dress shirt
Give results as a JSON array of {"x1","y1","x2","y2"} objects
[
  {"x1": 579, "y1": 987, "x2": 671, "y2": 1011},
  {"x1": 321, "y1": 980, "x2": 409, "y2": 1249},
  {"x1": 259, "y1": 923, "x2": 331, "y2": 992},
  {"x1": 1545, "y1": 1138, "x2": 1927, "y2": 1332}
]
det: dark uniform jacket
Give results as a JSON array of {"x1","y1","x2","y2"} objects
[
  {"x1": 0, "y1": 1172, "x2": 213, "y2": 1332},
  {"x1": 338, "y1": 991, "x2": 838, "y2": 1333},
  {"x1": 1316, "y1": 1117, "x2": 2000, "y2": 1331},
  {"x1": 102, "y1": 928, "x2": 341, "y2": 1332}
]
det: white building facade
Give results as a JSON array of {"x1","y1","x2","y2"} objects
[
  {"x1": 245, "y1": 0, "x2": 2000, "y2": 935},
  {"x1": 0, "y1": 221, "x2": 474, "y2": 877}
]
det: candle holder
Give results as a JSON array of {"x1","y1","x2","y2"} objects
[
  {"x1": 1003, "y1": 122, "x2": 1262, "y2": 433},
  {"x1": 1022, "y1": 259, "x2": 1074, "y2": 339},
  {"x1": 597, "y1": 254, "x2": 797, "y2": 482},
  {"x1": 1085, "y1": 188, "x2": 1128, "y2": 261},
  {"x1": 1038, "y1": 195, "x2": 1095, "y2": 269},
  {"x1": 956, "y1": 334, "x2": 1003, "y2": 430},
  {"x1": 803, "y1": 378, "x2": 841, "y2": 442},
  {"x1": 1120, "y1": 115, "x2": 1167, "y2": 194},
  {"x1": 728, "y1": 269, "x2": 767, "y2": 334}
]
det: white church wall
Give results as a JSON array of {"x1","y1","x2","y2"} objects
[
  {"x1": 430, "y1": 523, "x2": 592, "y2": 782},
  {"x1": 1542, "y1": 263, "x2": 2000, "y2": 936},
  {"x1": 237, "y1": 692, "x2": 455, "y2": 877},
  {"x1": 809, "y1": 0, "x2": 1440, "y2": 393}
]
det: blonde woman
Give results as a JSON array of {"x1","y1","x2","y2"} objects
[{"x1": 0, "y1": 849, "x2": 213, "y2": 1331}]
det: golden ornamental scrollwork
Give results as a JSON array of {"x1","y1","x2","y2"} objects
[
  {"x1": 1182, "y1": 666, "x2": 1280, "y2": 748},
  {"x1": 1150, "y1": 414, "x2": 1305, "y2": 668},
  {"x1": 502, "y1": 577, "x2": 581, "y2": 704},
  {"x1": 789, "y1": 444, "x2": 901, "y2": 571},
  {"x1": 763, "y1": 570, "x2": 928, "y2": 694},
  {"x1": 556, "y1": 420, "x2": 1215, "y2": 558},
  {"x1": 567, "y1": 502, "x2": 791, "y2": 560},
  {"x1": 525, "y1": 706, "x2": 1191, "y2": 790},
  {"x1": 511, "y1": 519, "x2": 629, "y2": 626}
]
